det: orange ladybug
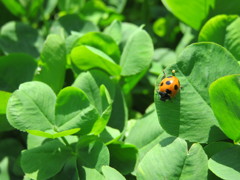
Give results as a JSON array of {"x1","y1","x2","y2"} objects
[{"x1": 158, "y1": 70, "x2": 180, "y2": 102}]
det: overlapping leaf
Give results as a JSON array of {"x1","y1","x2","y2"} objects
[
  {"x1": 209, "y1": 74, "x2": 240, "y2": 142},
  {"x1": 7, "y1": 81, "x2": 100, "y2": 137},
  {"x1": 155, "y1": 42, "x2": 240, "y2": 143},
  {"x1": 137, "y1": 137, "x2": 208, "y2": 179},
  {"x1": 199, "y1": 15, "x2": 240, "y2": 60}
]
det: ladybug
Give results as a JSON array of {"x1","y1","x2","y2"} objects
[{"x1": 157, "y1": 70, "x2": 180, "y2": 102}]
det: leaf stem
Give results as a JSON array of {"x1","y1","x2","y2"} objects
[{"x1": 61, "y1": 137, "x2": 70, "y2": 146}]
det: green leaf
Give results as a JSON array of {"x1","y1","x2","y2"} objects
[
  {"x1": 162, "y1": 0, "x2": 214, "y2": 30},
  {"x1": 125, "y1": 107, "x2": 169, "y2": 159},
  {"x1": 122, "y1": 67, "x2": 148, "y2": 94},
  {"x1": 72, "y1": 70, "x2": 115, "y2": 135},
  {"x1": 209, "y1": 145, "x2": 240, "y2": 180},
  {"x1": 21, "y1": 140, "x2": 71, "y2": 180},
  {"x1": 0, "y1": 53, "x2": 37, "y2": 92},
  {"x1": 136, "y1": 137, "x2": 208, "y2": 180},
  {"x1": 71, "y1": 45, "x2": 121, "y2": 76},
  {"x1": 0, "y1": 21, "x2": 43, "y2": 57},
  {"x1": 155, "y1": 42, "x2": 240, "y2": 143},
  {"x1": 150, "y1": 48, "x2": 177, "y2": 75},
  {"x1": 65, "y1": 33, "x2": 82, "y2": 54},
  {"x1": 72, "y1": 70, "x2": 116, "y2": 111},
  {"x1": 74, "y1": 32, "x2": 121, "y2": 63},
  {"x1": 199, "y1": 15, "x2": 237, "y2": 45},
  {"x1": 102, "y1": 166, "x2": 126, "y2": 180},
  {"x1": 175, "y1": 24, "x2": 195, "y2": 54},
  {"x1": 27, "y1": 134, "x2": 78, "y2": 150},
  {"x1": 77, "y1": 166, "x2": 105, "y2": 180},
  {"x1": 50, "y1": 14, "x2": 99, "y2": 38},
  {"x1": 80, "y1": 0, "x2": 109, "y2": 24},
  {"x1": 107, "y1": 86, "x2": 128, "y2": 132},
  {"x1": 104, "y1": 20, "x2": 122, "y2": 45},
  {"x1": 58, "y1": 0, "x2": 85, "y2": 14},
  {"x1": 204, "y1": 142, "x2": 234, "y2": 158},
  {"x1": 1, "y1": 0, "x2": 25, "y2": 16},
  {"x1": 224, "y1": 17, "x2": 240, "y2": 60},
  {"x1": 77, "y1": 138, "x2": 109, "y2": 171},
  {"x1": 27, "y1": 134, "x2": 46, "y2": 149},
  {"x1": 7, "y1": 81, "x2": 102, "y2": 136},
  {"x1": 0, "y1": 91, "x2": 11, "y2": 114},
  {"x1": 7, "y1": 81, "x2": 56, "y2": 131},
  {"x1": 99, "y1": 126, "x2": 121, "y2": 144},
  {"x1": 43, "y1": 0, "x2": 58, "y2": 20},
  {"x1": 108, "y1": 142, "x2": 138, "y2": 175},
  {"x1": 0, "y1": 138, "x2": 24, "y2": 160},
  {"x1": 209, "y1": 74, "x2": 240, "y2": 142},
  {"x1": 162, "y1": 0, "x2": 240, "y2": 30},
  {"x1": 120, "y1": 23, "x2": 138, "y2": 49},
  {"x1": 90, "y1": 85, "x2": 112, "y2": 135},
  {"x1": 26, "y1": 128, "x2": 80, "y2": 139},
  {"x1": 55, "y1": 86, "x2": 99, "y2": 134},
  {"x1": 208, "y1": 0, "x2": 240, "y2": 18},
  {"x1": 24, "y1": 0, "x2": 44, "y2": 21},
  {"x1": 52, "y1": 156, "x2": 78, "y2": 180},
  {"x1": 199, "y1": 15, "x2": 240, "y2": 60},
  {"x1": 0, "y1": 91, "x2": 13, "y2": 132},
  {"x1": 34, "y1": 34, "x2": 66, "y2": 93},
  {"x1": 0, "y1": 138, "x2": 24, "y2": 178},
  {"x1": 120, "y1": 28, "x2": 154, "y2": 76},
  {"x1": 0, "y1": 157, "x2": 10, "y2": 180}
]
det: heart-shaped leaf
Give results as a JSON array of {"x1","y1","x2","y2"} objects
[
  {"x1": 155, "y1": 42, "x2": 240, "y2": 143},
  {"x1": 55, "y1": 86, "x2": 99, "y2": 134},
  {"x1": 72, "y1": 70, "x2": 114, "y2": 135},
  {"x1": 136, "y1": 137, "x2": 208, "y2": 179},
  {"x1": 7, "y1": 81, "x2": 99, "y2": 136},
  {"x1": 209, "y1": 74, "x2": 240, "y2": 142},
  {"x1": 199, "y1": 15, "x2": 240, "y2": 60},
  {"x1": 7, "y1": 81, "x2": 56, "y2": 131}
]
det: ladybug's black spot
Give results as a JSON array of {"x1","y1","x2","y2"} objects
[
  {"x1": 160, "y1": 82, "x2": 164, "y2": 86},
  {"x1": 174, "y1": 85, "x2": 179, "y2": 90},
  {"x1": 166, "y1": 89, "x2": 172, "y2": 94},
  {"x1": 166, "y1": 81, "x2": 172, "y2": 85}
]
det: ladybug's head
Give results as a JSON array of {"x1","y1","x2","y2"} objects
[{"x1": 158, "y1": 91, "x2": 171, "y2": 102}]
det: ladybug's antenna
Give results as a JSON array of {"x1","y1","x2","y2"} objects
[{"x1": 162, "y1": 70, "x2": 166, "y2": 79}]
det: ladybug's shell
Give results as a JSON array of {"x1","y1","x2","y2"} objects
[{"x1": 158, "y1": 76, "x2": 180, "y2": 98}]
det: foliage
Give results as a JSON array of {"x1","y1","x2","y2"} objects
[{"x1": 1, "y1": 0, "x2": 240, "y2": 179}]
